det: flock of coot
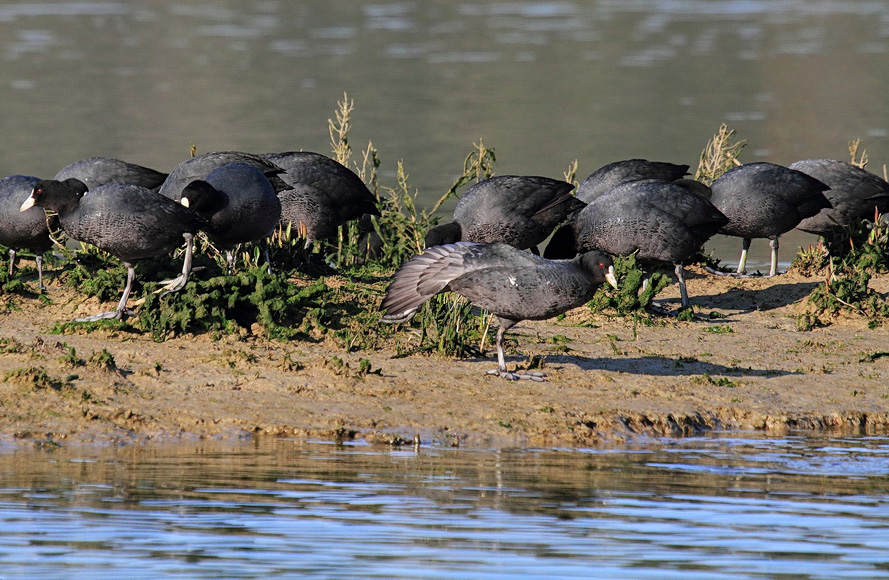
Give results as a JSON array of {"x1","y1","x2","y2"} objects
[{"x1": 2, "y1": 152, "x2": 889, "y2": 380}]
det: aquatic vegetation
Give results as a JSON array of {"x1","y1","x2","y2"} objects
[
  {"x1": 797, "y1": 213, "x2": 889, "y2": 330},
  {"x1": 587, "y1": 254, "x2": 670, "y2": 316}
]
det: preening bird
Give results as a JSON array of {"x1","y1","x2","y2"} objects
[{"x1": 381, "y1": 242, "x2": 617, "y2": 381}]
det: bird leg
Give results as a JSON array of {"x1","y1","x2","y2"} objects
[
  {"x1": 36, "y1": 253, "x2": 45, "y2": 292},
  {"x1": 768, "y1": 237, "x2": 779, "y2": 277},
  {"x1": 225, "y1": 249, "x2": 236, "y2": 275},
  {"x1": 75, "y1": 263, "x2": 136, "y2": 322},
  {"x1": 485, "y1": 321, "x2": 546, "y2": 381},
  {"x1": 159, "y1": 233, "x2": 195, "y2": 295},
  {"x1": 263, "y1": 242, "x2": 272, "y2": 275},
  {"x1": 675, "y1": 263, "x2": 690, "y2": 308},
  {"x1": 737, "y1": 238, "x2": 751, "y2": 275},
  {"x1": 7, "y1": 248, "x2": 14, "y2": 276}
]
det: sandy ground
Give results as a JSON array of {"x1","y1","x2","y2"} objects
[{"x1": 1, "y1": 264, "x2": 888, "y2": 449}]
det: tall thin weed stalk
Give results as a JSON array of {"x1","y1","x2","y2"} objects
[{"x1": 695, "y1": 123, "x2": 747, "y2": 185}]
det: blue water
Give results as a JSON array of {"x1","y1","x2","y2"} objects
[{"x1": 0, "y1": 435, "x2": 887, "y2": 579}]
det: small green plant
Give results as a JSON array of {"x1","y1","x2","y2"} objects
[
  {"x1": 88, "y1": 348, "x2": 117, "y2": 372},
  {"x1": 704, "y1": 324, "x2": 734, "y2": 334},
  {"x1": 587, "y1": 254, "x2": 670, "y2": 316},
  {"x1": 59, "y1": 346, "x2": 84, "y2": 367}
]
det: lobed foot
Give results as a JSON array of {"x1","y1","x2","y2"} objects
[
  {"x1": 74, "y1": 309, "x2": 133, "y2": 323},
  {"x1": 486, "y1": 369, "x2": 547, "y2": 382},
  {"x1": 158, "y1": 273, "x2": 188, "y2": 295}
]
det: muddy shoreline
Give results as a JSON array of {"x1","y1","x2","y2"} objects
[{"x1": 1, "y1": 265, "x2": 888, "y2": 449}]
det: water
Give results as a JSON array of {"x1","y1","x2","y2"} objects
[
  {"x1": 2, "y1": 1, "x2": 889, "y2": 269},
  {"x1": 0, "y1": 435, "x2": 887, "y2": 579}
]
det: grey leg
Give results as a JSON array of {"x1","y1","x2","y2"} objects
[
  {"x1": 738, "y1": 238, "x2": 751, "y2": 275},
  {"x1": 768, "y1": 237, "x2": 779, "y2": 277},
  {"x1": 225, "y1": 249, "x2": 236, "y2": 275},
  {"x1": 486, "y1": 319, "x2": 545, "y2": 381},
  {"x1": 675, "y1": 263, "x2": 690, "y2": 308},
  {"x1": 36, "y1": 253, "x2": 45, "y2": 292},
  {"x1": 76, "y1": 262, "x2": 135, "y2": 322},
  {"x1": 160, "y1": 233, "x2": 194, "y2": 294}
]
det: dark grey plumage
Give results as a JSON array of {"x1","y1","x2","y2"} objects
[
  {"x1": 708, "y1": 162, "x2": 831, "y2": 276},
  {"x1": 0, "y1": 175, "x2": 55, "y2": 290},
  {"x1": 261, "y1": 151, "x2": 380, "y2": 248},
  {"x1": 788, "y1": 159, "x2": 889, "y2": 237},
  {"x1": 545, "y1": 179, "x2": 727, "y2": 308},
  {"x1": 381, "y1": 242, "x2": 617, "y2": 380},
  {"x1": 424, "y1": 175, "x2": 585, "y2": 252},
  {"x1": 53, "y1": 157, "x2": 168, "y2": 191},
  {"x1": 180, "y1": 163, "x2": 281, "y2": 273},
  {"x1": 576, "y1": 159, "x2": 690, "y2": 203},
  {"x1": 159, "y1": 151, "x2": 287, "y2": 201},
  {"x1": 21, "y1": 179, "x2": 204, "y2": 321}
]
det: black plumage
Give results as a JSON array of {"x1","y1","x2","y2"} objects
[
  {"x1": 0, "y1": 175, "x2": 56, "y2": 290},
  {"x1": 381, "y1": 242, "x2": 617, "y2": 380},
  {"x1": 21, "y1": 179, "x2": 204, "y2": 321},
  {"x1": 708, "y1": 162, "x2": 831, "y2": 276},
  {"x1": 576, "y1": 159, "x2": 690, "y2": 203},
  {"x1": 424, "y1": 175, "x2": 585, "y2": 252},
  {"x1": 159, "y1": 151, "x2": 287, "y2": 200},
  {"x1": 546, "y1": 179, "x2": 727, "y2": 308},
  {"x1": 53, "y1": 156, "x2": 168, "y2": 191},
  {"x1": 180, "y1": 163, "x2": 281, "y2": 273},
  {"x1": 788, "y1": 159, "x2": 889, "y2": 238},
  {"x1": 262, "y1": 151, "x2": 380, "y2": 248}
]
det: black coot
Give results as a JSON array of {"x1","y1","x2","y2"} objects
[
  {"x1": 54, "y1": 157, "x2": 168, "y2": 191},
  {"x1": 381, "y1": 242, "x2": 617, "y2": 380},
  {"x1": 262, "y1": 151, "x2": 380, "y2": 250},
  {"x1": 21, "y1": 179, "x2": 204, "y2": 321},
  {"x1": 159, "y1": 151, "x2": 287, "y2": 200},
  {"x1": 545, "y1": 179, "x2": 727, "y2": 308},
  {"x1": 708, "y1": 162, "x2": 831, "y2": 276},
  {"x1": 0, "y1": 175, "x2": 55, "y2": 290},
  {"x1": 576, "y1": 159, "x2": 690, "y2": 203},
  {"x1": 788, "y1": 159, "x2": 889, "y2": 239},
  {"x1": 179, "y1": 163, "x2": 281, "y2": 273},
  {"x1": 424, "y1": 176, "x2": 585, "y2": 253}
]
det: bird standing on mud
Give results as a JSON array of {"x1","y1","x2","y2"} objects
[{"x1": 381, "y1": 242, "x2": 617, "y2": 381}]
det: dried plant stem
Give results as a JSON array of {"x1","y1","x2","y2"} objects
[{"x1": 694, "y1": 123, "x2": 746, "y2": 185}]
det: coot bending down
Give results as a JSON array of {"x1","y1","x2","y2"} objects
[
  {"x1": 788, "y1": 159, "x2": 889, "y2": 239},
  {"x1": 424, "y1": 175, "x2": 585, "y2": 253},
  {"x1": 575, "y1": 159, "x2": 691, "y2": 203},
  {"x1": 545, "y1": 179, "x2": 727, "y2": 309},
  {"x1": 0, "y1": 175, "x2": 56, "y2": 291},
  {"x1": 54, "y1": 156, "x2": 168, "y2": 191},
  {"x1": 179, "y1": 163, "x2": 281, "y2": 273},
  {"x1": 262, "y1": 151, "x2": 380, "y2": 251},
  {"x1": 381, "y1": 242, "x2": 617, "y2": 381},
  {"x1": 159, "y1": 151, "x2": 287, "y2": 201},
  {"x1": 21, "y1": 179, "x2": 204, "y2": 321},
  {"x1": 708, "y1": 162, "x2": 831, "y2": 277}
]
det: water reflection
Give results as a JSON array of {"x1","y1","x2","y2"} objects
[
  {"x1": 0, "y1": 435, "x2": 887, "y2": 579},
  {"x1": 2, "y1": 1, "x2": 889, "y2": 269}
]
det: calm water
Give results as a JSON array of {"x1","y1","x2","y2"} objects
[
  {"x1": 0, "y1": 435, "x2": 887, "y2": 579},
  {"x1": 2, "y1": 1, "x2": 889, "y2": 269}
]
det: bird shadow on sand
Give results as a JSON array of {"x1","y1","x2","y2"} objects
[
  {"x1": 530, "y1": 352, "x2": 800, "y2": 378},
  {"x1": 662, "y1": 279, "x2": 821, "y2": 314}
]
